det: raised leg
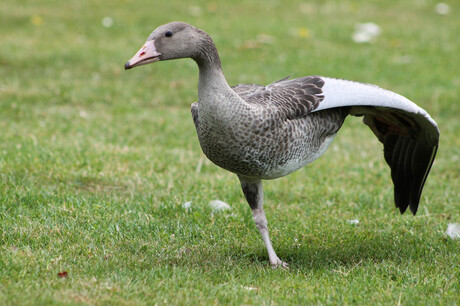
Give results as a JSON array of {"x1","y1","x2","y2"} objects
[{"x1": 239, "y1": 178, "x2": 288, "y2": 269}]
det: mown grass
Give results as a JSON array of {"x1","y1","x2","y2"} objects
[{"x1": 1, "y1": 0, "x2": 459, "y2": 304}]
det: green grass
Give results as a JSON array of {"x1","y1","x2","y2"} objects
[{"x1": 1, "y1": 0, "x2": 459, "y2": 304}]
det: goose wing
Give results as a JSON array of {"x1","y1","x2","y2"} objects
[
  {"x1": 232, "y1": 76, "x2": 324, "y2": 120},
  {"x1": 316, "y1": 77, "x2": 439, "y2": 214}
]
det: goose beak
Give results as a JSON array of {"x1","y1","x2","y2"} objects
[{"x1": 124, "y1": 40, "x2": 161, "y2": 70}]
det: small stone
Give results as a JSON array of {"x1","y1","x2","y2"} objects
[
  {"x1": 435, "y1": 3, "x2": 450, "y2": 15},
  {"x1": 347, "y1": 219, "x2": 360, "y2": 225},
  {"x1": 446, "y1": 223, "x2": 460, "y2": 239},
  {"x1": 182, "y1": 201, "x2": 192, "y2": 210},
  {"x1": 209, "y1": 200, "x2": 231, "y2": 212},
  {"x1": 102, "y1": 17, "x2": 114, "y2": 28}
]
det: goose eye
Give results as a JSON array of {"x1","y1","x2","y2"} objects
[{"x1": 165, "y1": 31, "x2": 173, "y2": 38}]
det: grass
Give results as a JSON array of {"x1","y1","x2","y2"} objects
[{"x1": 1, "y1": 0, "x2": 459, "y2": 304}]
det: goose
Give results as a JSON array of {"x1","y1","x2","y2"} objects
[{"x1": 124, "y1": 21, "x2": 439, "y2": 268}]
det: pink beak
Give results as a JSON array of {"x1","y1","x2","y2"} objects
[{"x1": 124, "y1": 40, "x2": 161, "y2": 70}]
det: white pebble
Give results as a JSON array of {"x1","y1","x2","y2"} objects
[
  {"x1": 352, "y1": 22, "x2": 381, "y2": 43},
  {"x1": 435, "y1": 3, "x2": 450, "y2": 15},
  {"x1": 446, "y1": 223, "x2": 460, "y2": 239},
  {"x1": 356, "y1": 23, "x2": 381, "y2": 36},
  {"x1": 347, "y1": 219, "x2": 360, "y2": 225},
  {"x1": 79, "y1": 110, "x2": 88, "y2": 119},
  {"x1": 102, "y1": 17, "x2": 114, "y2": 28},
  {"x1": 352, "y1": 32, "x2": 373, "y2": 43},
  {"x1": 182, "y1": 201, "x2": 192, "y2": 211},
  {"x1": 209, "y1": 200, "x2": 231, "y2": 212}
]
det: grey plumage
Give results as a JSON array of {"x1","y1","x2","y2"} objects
[
  {"x1": 192, "y1": 75, "x2": 347, "y2": 179},
  {"x1": 125, "y1": 21, "x2": 439, "y2": 268}
]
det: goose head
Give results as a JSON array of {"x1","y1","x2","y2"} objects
[{"x1": 125, "y1": 21, "x2": 220, "y2": 70}]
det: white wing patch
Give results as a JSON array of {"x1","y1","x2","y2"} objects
[{"x1": 317, "y1": 77, "x2": 438, "y2": 128}]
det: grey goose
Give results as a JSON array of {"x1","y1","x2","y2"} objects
[{"x1": 125, "y1": 21, "x2": 439, "y2": 268}]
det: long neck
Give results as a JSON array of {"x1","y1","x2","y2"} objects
[
  {"x1": 191, "y1": 33, "x2": 235, "y2": 103},
  {"x1": 197, "y1": 63, "x2": 230, "y2": 99}
]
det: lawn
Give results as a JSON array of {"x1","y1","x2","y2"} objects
[{"x1": 1, "y1": 0, "x2": 459, "y2": 304}]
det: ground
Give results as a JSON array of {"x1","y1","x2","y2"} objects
[{"x1": 0, "y1": 0, "x2": 459, "y2": 304}]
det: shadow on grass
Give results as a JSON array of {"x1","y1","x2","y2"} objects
[
  {"x1": 249, "y1": 232, "x2": 453, "y2": 271},
  {"x1": 172, "y1": 229, "x2": 455, "y2": 271}
]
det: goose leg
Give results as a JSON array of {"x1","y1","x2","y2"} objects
[{"x1": 240, "y1": 178, "x2": 288, "y2": 269}]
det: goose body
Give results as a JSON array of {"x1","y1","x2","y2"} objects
[
  {"x1": 192, "y1": 77, "x2": 349, "y2": 180},
  {"x1": 125, "y1": 22, "x2": 439, "y2": 268}
]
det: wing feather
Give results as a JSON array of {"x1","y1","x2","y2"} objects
[
  {"x1": 317, "y1": 77, "x2": 439, "y2": 214},
  {"x1": 232, "y1": 76, "x2": 324, "y2": 120}
]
